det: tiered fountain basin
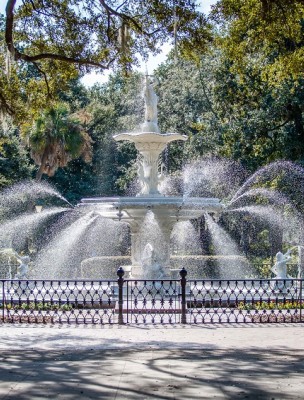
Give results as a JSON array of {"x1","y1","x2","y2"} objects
[{"x1": 79, "y1": 196, "x2": 223, "y2": 221}]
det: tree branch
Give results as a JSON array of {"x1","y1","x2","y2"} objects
[
  {"x1": 15, "y1": 50, "x2": 115, "y2": 69},
  {"x1": 5, "y1": 0, "x2": 114, "y2": 69},
  {"x1": 98, "y1": 0, "x2": 149, "y2": 34},
  {"x1": 268, "y1": 118, "x2": 290, "y2": 132},
  {"x1": 5, "y1": 0, "x2": 17, "y2": 55},
  {"x1": 198, "y1": 65, "x2": 220, "y2": 120},
  {"x1": 32, "y1": 61, "x2": 51, "y2": 97},
  {"x1": 0, "y1": 90, "x2": 15, "y2": 116}
]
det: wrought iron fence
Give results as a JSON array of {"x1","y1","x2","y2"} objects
[
  {"x1": 0, "y1": 267, "x2": 303, "y2": 325},
  {"x1": 1, "y1": 279, "x2": 117, "y2": 324},
  {"x1": 187, "y1": 278, "x2": 302, "y2": 324}
]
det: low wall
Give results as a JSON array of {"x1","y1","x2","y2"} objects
[
  {"x1": 80, "y1": 255, "x2": 251, "y2": 279},
  {"x1": 80, "y1": 256, "x2": 131, "y2": 279},
  {"x1": 170, "y1": 255, "x2": 251, "y2": 279}
]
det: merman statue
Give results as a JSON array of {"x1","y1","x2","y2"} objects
[
  {"x1": 271, "y1": 249, "x2": 292, "y2": 279},
  {"x1": 14, "y1": 252, "x2": 30, "y2": 279}
]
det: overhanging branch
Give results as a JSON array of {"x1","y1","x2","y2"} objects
[
  {"x1": 0, "y1": 90, "x2": 15, "y2": 116},
  {"x1": 5, "y1": 0, "x2": 114, "y2": 69},
  {"x1": 32, "y1": 62, "x2": 51, "y2": 97},
  {"x1": 98, "y1": 0, "x2": 150, "y2": 35}
]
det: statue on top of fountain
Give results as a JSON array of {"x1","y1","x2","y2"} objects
[
  {"x1": 142, "y1": 75, "x2": 159, "y2": 133},
  {"x1": 271, "y1": 249, "x2": 292, "y2": 279}
]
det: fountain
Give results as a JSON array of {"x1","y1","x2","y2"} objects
[
  {"x1": 0, "y1": 76, "x2": 303, "y2": 282},
  {"x1": 78, "y1": 75, "x2": 223, "y2": 279}
]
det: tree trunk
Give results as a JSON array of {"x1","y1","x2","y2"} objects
[{"x1": 35, "y1": 148, "x2": 49, "y2": 181}]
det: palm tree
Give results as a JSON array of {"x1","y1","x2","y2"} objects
[{"x1": 28, "y1": 104, "x2": 93, "y2": 181}]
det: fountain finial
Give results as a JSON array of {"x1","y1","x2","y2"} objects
[{"x1": 142, "y1": 74, "x2": 160, "y2": 133}]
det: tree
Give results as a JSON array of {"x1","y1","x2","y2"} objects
[
  {"x1": 0, "y1": 125, "x2": 33, "y2": 188},
  {"x1": 155, "y1": 55, "x2": 224, "y2": 172},
  {"x1": 212, "y1": 0, "x2": 304, "y2": 84},
  {"x1": 27, "y1": 104, "x2": 92, "y2": 181},
  {"x1": 1, "y1": 0, "x2": 211, "y2": 127},
  {"x1": 154, "y1": 49, "x2": 304, "y2": 171}
]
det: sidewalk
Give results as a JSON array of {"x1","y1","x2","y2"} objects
[{"x1": 0, "y1": 323, "x2": 303, "y2": 399}]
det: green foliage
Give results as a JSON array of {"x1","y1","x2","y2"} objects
[
  {"x1": 27, "y1": 103, "x2": 93, "y2": 180},
  {"x1": 1, "y1": 1, "x2": 211, "y2": 127},
  {"x1": 85, "y1": 72, "x2": 142, "y2": 194},
  {"x1": 5, "y1": 301, "x2": 73, "y2": 311},
  {"x1": 212, "y1": 0, "x2": 304, "y2": 84},
  {"x1": 0, "y1": 126, "x2": 33, "y2": 188},
  {"x1": 45, "y1": 158, "x2": 97, "y2": 204},
  {"x1": 238, "y1": 300, "x2": 304, "y2": 311}
]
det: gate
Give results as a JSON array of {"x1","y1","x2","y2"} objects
[
  {"x1": 0, "y1": 268, "x2": 303, "y2": 325},
  {"x1": 124, "y1": 279, "x2": 181, "y2": 324}
]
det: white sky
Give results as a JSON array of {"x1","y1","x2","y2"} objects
[{"x1": 0, "y1": 0, "x2": 216, "y2": 86}]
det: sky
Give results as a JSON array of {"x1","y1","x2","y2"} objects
[
  {"x1": 82, "y1": 0, "x2": 216, "y2": 86},
  {"x1": 0, "y1": 0, "x2": 217, "y2": 86}
]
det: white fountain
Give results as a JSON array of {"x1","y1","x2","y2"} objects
[{"x1": 79, "y1": 75, "x2": 223, "y2": 279}]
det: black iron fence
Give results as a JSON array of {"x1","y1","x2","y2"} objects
[{"x1": 0, "y1": 267, "x2": 303, "y2": 325}]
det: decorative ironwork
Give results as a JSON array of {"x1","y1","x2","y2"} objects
[
  {"x1": 125, "y1": 279, "x2": 180, "y2": 324},
  {"x1": 1, "y1": 279, "x2": 117, "y2": 324},
  {"x1": 187, "y1": 279, "x2": 303, "y2": 324},
  {"x1": 0, "y1": 271, "x2": 303, "y2": 325}
]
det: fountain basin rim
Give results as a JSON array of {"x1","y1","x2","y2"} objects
[
  {"x1": 79, "y1": 196, "x2": 222, "y2": 207},
  {"x1": 113, "y1": 131, "x2": 188, "y2": 143},
  {"x1": 77, "y1": 196, "x2": 224, "y2": 220}
]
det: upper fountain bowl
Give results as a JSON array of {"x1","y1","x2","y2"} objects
[{"x1": 113, "y1": 131, "x2": 188, "y2": 145}]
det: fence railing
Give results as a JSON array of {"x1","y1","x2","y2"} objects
[{"x1": 0, "y1": 267, "x2": 303, "y2": 325}]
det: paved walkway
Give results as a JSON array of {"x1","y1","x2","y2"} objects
[{"x1": 0, "y1": 323, "x2": 303, "y2": 399}]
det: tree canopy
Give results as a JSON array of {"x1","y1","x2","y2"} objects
[
  {"x1": 1, "y1": 0, "x2": 211, "y2": 127},
  {"x1": 212, "y1": 0, "x2": 304, "y2": 84}
]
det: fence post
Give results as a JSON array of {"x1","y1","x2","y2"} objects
[
  {"x1": 117, "y1": 267, "x2": 125, "y2": 325},
  {"x1": 1, "y1": 281, "x2": 4, "y2": 322},
  {"x1": 300, "y1": 278, "x2": 303, "y2": 323},
  {"x1": 180, "y1": 267, "x2": 187, "y2": 324}
]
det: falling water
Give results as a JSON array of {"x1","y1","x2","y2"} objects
[
  {"x1": 183, "y1": 158, "x2": 247, "y2": 199},
  {"x1": 228, "y1": 188, "x2": 291, "y2": 208},
  {"x1": 226, "y1": 205, "x2": 285, "y2": 229},
  {"x1": 35, "y1": 212, "x2": 99, "y2": 279},
  {"x1": 34, "y1": 212, "x2": 129, "y2": 279},
  {"x1": 0, "y1": 207, "x2": 68, "y2": 250},
  {"x1": 134, "y1": 211, "x2": 168, "y2": 266},
  {"x1": 204, "y1": 213, "x2": 250, "y2": 279},
  {"x1": 0, "y1": 181, "x2": 71, "y2": 207},
  {"x1": 171, "y1": 221, "x2": 201, "y2": 255},
  {"x1": 231, "y1": 161, "x2": 304, "y2": 202}
]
